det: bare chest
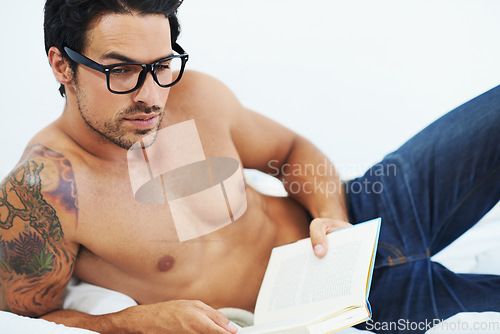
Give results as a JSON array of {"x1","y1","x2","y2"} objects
[
  {"x1": 70, "y1": 162, "x2": 280, "y2": 307},
  {"x1": 65, "y1": 121, "x2": 307, "y2": 307}
]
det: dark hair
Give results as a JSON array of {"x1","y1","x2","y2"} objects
[{"x1": 44, "y1": 0, "x2": 183, "y2": 97}]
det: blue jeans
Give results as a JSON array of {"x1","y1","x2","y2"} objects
[{"x1": 345, "y1": 84, "x2": 500, "y2": 333}]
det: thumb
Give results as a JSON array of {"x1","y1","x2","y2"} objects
[{"x1": 309, "y1": 219, "x2": 328, "y2": 258}]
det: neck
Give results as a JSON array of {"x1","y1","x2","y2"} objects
[{"x1": 57, "y1": 101, "x2": 129, "y2": 163}]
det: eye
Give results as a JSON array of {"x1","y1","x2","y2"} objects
[
  {"x1": 109, "y1": 64, "x2": 141, "y2": 76},
  {"x1": 156, "y1": 60, "x2": 172, "y2": 72},
  {"x1": 110, "y1": 67, "x2": 128, "y2": 75}
]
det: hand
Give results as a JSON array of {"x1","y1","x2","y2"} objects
[
  {"x1": 117, "y1": 300, "x2": 239, "y2": 334},
  {"x1": 309, "y1": 218, "x2": 352, "y2": 258}
]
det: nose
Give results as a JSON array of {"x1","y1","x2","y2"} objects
[{"x1": 132, "y1": 71, "x2": 166, "y2": 106}]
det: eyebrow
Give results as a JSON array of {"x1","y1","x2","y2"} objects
[{"x1": 101, "y1": 51, "x2": 175, "y2": 64}]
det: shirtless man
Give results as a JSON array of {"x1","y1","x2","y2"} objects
[
  {"x1": 0, "y1": 1, "x2": 349, "y2": 333},
  {"x1": 1, "y1": 1, "x2": 499, "y2": 333}
]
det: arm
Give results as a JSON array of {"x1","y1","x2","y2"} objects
[
  {"x1": 41, "y1": 301, "x2": 238, "y2": 334},
  {"x1": 214, "y1": 79, "x2": 351, "y2": 256},
  {"x1": 0, "y1": 145, "x2": 79, "y2": 316},
  {"x1": 0, "y1": 145, "x2": 237, "y2": 334},
  {"x1": 265, "y1": 133, "x2": 352, "y2": 257}
]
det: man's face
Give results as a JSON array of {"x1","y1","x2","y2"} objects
[{"x1": 71, "y1": 13, "x2": 173, "y2": 149}]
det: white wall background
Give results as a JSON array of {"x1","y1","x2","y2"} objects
[{"x1": 1, "y1": 0, "x2": 500, "y2": 180}]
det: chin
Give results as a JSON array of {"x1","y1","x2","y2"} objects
[{"x1": 125, "y1": 129, "x2": 160, "y2": 150}]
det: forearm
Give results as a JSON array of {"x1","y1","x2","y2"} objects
[
  {"x1": 276, "y1": 135, "x2": 348, "y2": 221},
  {"x1": 41, "y1": 308, "x2": 133, "y2": 334},
  {"x1": 39, "y1": 300, "x2": 237, "y2": 334}
]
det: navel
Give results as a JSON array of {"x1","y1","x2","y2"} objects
[{"x1": 157, "y1": 255, "x2": 176, "y2": 272}]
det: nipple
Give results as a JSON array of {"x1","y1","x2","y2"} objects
[{"x1": 157, "y1": 255, "x2": 175, "y2": 272}]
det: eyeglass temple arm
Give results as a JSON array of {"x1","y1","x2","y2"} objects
[
  {"x1": 64, "y1": 43, "x2": 186, "y2": 71},
  {"x1": 173, "y1": 43, "x2": 187, "y2": 56},
  {"x1": 64, "y1": 46, "x2": 105, "y2": 73}
]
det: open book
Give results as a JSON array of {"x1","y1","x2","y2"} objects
[{"x1": 238, "y1": 218, "x2": 381, "y2": 334}]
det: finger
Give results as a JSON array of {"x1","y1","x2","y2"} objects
[
  {"x1": 191, "y1": 315, "x2": 235, "y2": 334},
  {"x1": 309, "y1": 219, "x2": 328, "y2": 258},
  {"x1": 224, "y1": 321, "x2": 239, "y2": 334},
  {"x1": 327, "y1": 220, "x2": 353, "y2": 233},
  {"x1": 212, "y1": 314, "x2": 238, "y2": 334},
  {"x1": 197, "y1": 303, "x2": 238, "y2": 333}
]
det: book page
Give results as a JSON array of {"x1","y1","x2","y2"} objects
[{"x1": 253, "y1": 218, "x2": 380, "y2": 327}]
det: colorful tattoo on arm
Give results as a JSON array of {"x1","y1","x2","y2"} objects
[{"x1": 0, "y1": 145, "x2": 78, "y2": 316}]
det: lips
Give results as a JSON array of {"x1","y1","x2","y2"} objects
[{"x1": 123, "y1": 114, "x2": 160, "y2": 129}]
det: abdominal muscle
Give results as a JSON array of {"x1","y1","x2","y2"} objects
[{"x1": 73, "y1": 186, "x2": 310, "y2": 312}]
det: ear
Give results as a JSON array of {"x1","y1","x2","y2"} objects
[{"x1": 48, "y1": 46, "x2": 74, "y2": 86}]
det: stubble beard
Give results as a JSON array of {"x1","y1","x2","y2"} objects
[{"x1": 75, "y1": 86, "x2": 164, "y2": 150}]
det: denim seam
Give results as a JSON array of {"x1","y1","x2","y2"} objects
[
  {"x1": 376, "y1": 156, "x2": 431, "y2": 267},
  {"x1": 426, "y1": 260, "x2": 440, "y2": 320},
  {"x1": 377, "y1": 242, "x2": 430, "y2": 267}
]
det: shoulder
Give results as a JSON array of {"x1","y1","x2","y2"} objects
[
  {"x1": 168, "y1": 70, "x2": 244, "y2": 119},
  {"x1": 0, "y1": 144, "x2": 79, "y2": 316},
  {"x1": 16, "y1": 144, "x2": 79, "y2": 221},
  {"x1": 167, "y1": 71, "x2": 299, "y2": 171},
  {"x1": 173, "y1": 70, "x2": 238, "y2": 98}
]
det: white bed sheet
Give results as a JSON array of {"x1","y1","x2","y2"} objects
[{"x1": 0, "y1": 311, "x2": 98, "y2": 334}]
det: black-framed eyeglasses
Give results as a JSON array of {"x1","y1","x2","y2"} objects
[{"x1": 64, "y1": 43, "x2": 189, "y2": 94}]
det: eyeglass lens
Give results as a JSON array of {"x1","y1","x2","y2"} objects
[{"x1": 109, "y1": 57, "x2": 182, "y2": 92}]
